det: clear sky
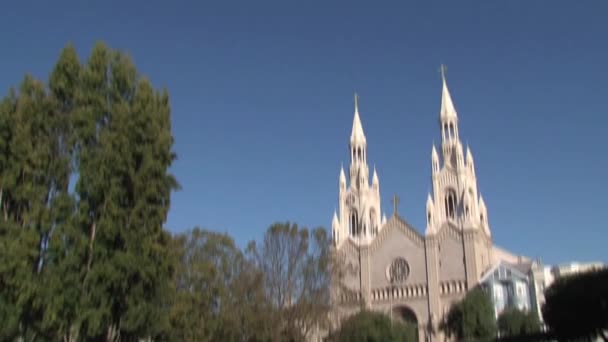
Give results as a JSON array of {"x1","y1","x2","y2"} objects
[{"x1": 1, "y1": 0, "x2": 606, "y2": 265}]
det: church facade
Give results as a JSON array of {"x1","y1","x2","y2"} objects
[{"x1": 329, "y1": 71, "x2": 521, "y2": 341}]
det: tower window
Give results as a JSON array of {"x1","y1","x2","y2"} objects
[
  {"x1": 444, "y1": 190, "x2": 456, "y2": 219},
  {"x1": 465, "y1": 205, "x2": 470, "y2": 217},
  {"x1": 350, "y1": 212, "x2": 358, "y2": 236},
  {"x1": 427, "y1": 212, "x2": 431, "y2": 224},
  {"x1": 369, "y1": 210, "x2": 376, "y2": 236}
]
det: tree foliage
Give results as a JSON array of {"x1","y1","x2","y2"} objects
[
  {"x1": 169, "y1": 227, "x2": 271, "y2": 342},
  {"x1": 0, "y1": 41, "x2": 178, "y2": 341},
  {"x1": 441, "y1": 287, "x2": 497, "y2": 341},
  {"x1": 247, "y1": 222, "x2": 334, "y2": 341},
  {"x1": 542, "y1": 268, "x2": 608, "y2": 342},
  {"x1": 327, "y1": 310, "x2": 417, "y2": 342},
  {"x1": 497, "y1": 308, "x2": 540, "y2": 338}
]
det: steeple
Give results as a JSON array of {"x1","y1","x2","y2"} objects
[
  {"x1": 372, "y1": 166, "x2": 379, "y2": 187},
  {"x1": 466, "y1": 145, "x2": 476, "y2": 176},
  {"x1": 466, "y1": 145, "x2": 473, "y2": 163},
  {"x1": 439, "y1": 65, "x2": 460, "y2": 148},
  {"x1": 332, "y1": 210, "x2": 339, "y2": 227},
  {"x1": 333, "y1": 93, "x2": 381, "y2": 247},
  {"x1": 349, "y1": 93, "x2": 369, "y2": 188},
  {"x1": 440, "y1": 65, "x2": 458, "y2": 120},
  {"x1": 350, "y1": 93, "x2": 366, "y2": 144},
  {"x1": 431, "y1": 144, "x2": 439, "y2": 174}
]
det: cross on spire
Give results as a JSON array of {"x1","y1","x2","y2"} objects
[
  {"x1": 391, "y1": 194, "x2": 400, "y2": 215},
  {"x1": 354, "y1": 92, "x2": 359, "y2": 112},
  {"x1": 439, "y1": 64, "x2": 448, "y2": 82}
]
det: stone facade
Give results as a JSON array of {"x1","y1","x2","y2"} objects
[{"x1": 329, "y1": 71, "x2": 521, "y2": 341}]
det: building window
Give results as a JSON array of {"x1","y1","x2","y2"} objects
[
  {"x1": 444, "y1": 190, "x2": 457, "y2": 219},
  {"x1": 349, "y1": 212, "x2": 358, "y2": 237}
]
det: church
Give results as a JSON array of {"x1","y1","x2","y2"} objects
[{"x1": 329, "y1": 69, "x2": 532, "y2": 341}]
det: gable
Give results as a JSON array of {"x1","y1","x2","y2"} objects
[
  {"x1": 370, "y1": 214, "x2": 424, "y2": 252},
  {"x1": 367, "y1": 216, "x2": 427, "y2": 289},
  {"x1": 480, "y1": 262, "x2": 530, "y2": 284}
]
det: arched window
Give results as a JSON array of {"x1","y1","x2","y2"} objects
[
  {"x1": 350, "y1": 211, "x2": 358, "y2": 236},
  {"x1": 369, "y1": 210, "x2": 377, "y2": 235},
  {"x1": 444, "y1": 190, "x2": 456, "y2": 219},
  {"x1": 357, "y1": 148, "x2": 362, "y2": 161},
  {"x1": 427, "y1": 212, "x2": 432, "y2": 224}
]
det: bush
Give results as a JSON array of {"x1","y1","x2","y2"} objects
[{"x1": 328, "y1": 310, "x2": 417, "y2": 342}]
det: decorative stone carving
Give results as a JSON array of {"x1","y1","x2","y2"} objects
[{"x1": 387, "y1": 257, "x2": 410, "y2": 284}]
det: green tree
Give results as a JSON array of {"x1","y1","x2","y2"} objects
[
  {"x1": 328, "y1": 310, "x2": 417, "y2": 342},
  {"x1": 543, "y1": 268, "x2": 608, "y2": 341},
  {"x1": 247, "y1": 222, "x2": 334, "y2": 341},
  {"x1": 73, "y1": 42, "x2": 178, "y2": 340},
  {"x1": 0, "y1": 70, "x2": 74, "y2": 340},
  {"x1": 0, "y1": 41, "x2": 178, "y2": 341},
  {"x1": 169, "y1": 227, "x2": 271, "y2": 342},
  {"x1": 38, "y1": 42, "x2": 84, "y2": 342},
  {"x1": 497, "y1": 308, "x2": 541, "y2": 338},
  {"x1": 441, "y1": 287, "x2": 497, "y2": 341}
]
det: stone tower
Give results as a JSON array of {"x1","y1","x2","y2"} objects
[
  {"x1": 425, "y1": 67, "x2": 494, "y2": 318},
  {"x1": 332, "y1": 94, "x2": 386, "y2": 247}
]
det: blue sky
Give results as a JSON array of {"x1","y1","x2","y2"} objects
[{"x1": 1, "y1": 0, "x2": 606, "y2": 265}]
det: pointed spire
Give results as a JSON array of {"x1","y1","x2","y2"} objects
[
  {"x1": 466, "y1": 145, "x2": 474, "y2": 163},
  {"x1": 439, "y1": 65, "x2": 458, "y2": 120},
  {"x1": 382, "y1": 214, "x2": 387, "y2": 225},
  {"x1": 479, "y1": 195, "x2": 487, "y2": 211},
  {"x1": 332, "y1": 210, "x2": 339, "y2": 226},
  {"x1": 426, "y1": 193, "x2": 433, "y2": 208},
  {"x1": 339, "y1": 164, "x2": 346, "y2": 185},
  {"x1": 350, "y1": 92, "x2": 366, "y2": 144},
  {"x1": 431, "y1": 144, "x2": 439, "y2": 173},
  {"x1": 372, "y1": 166, "x2": 379, "y2": 185}
]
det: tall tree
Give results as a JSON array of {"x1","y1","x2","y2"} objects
[
  {"x1": 441, "y1": 287, "x2": 497, "y2": 341},
  {"x1": 0, "y1": 71, "x2": 73, "y2": 340},
  {"x1": 543, "y1": 268, "x2": 608, "y2": 341},
  {"x1": 73, "y1": 42, "x2": 178, "y2": 340},
  {"x1": 247, "y1": 222, "x2": 334, "y2": 341},
  {"x1": 0, "y1": 41, "x2": 178, "y2": 341}
]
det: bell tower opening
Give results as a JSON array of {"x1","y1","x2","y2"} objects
[{"x1": 444, "y1": 189, "x2": 457, "y2": 220}]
